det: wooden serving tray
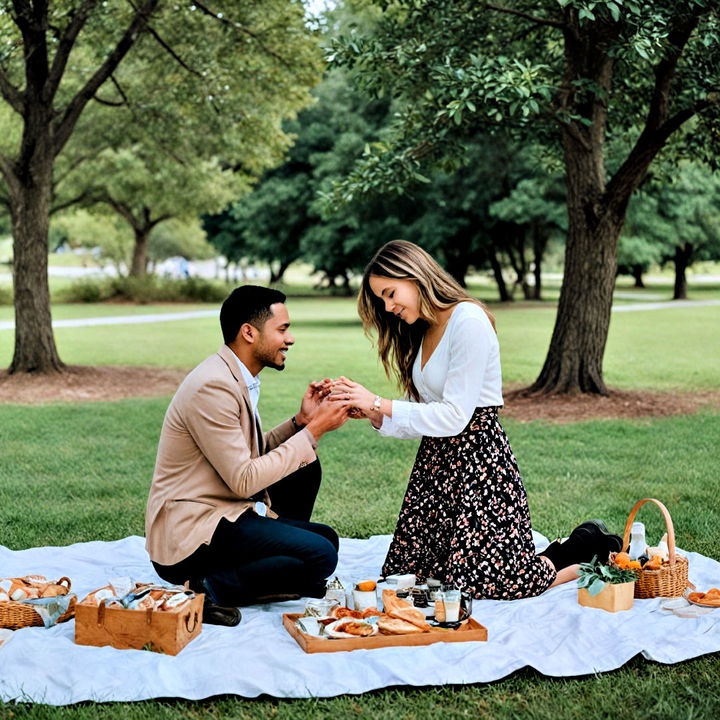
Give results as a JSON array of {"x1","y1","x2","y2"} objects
[{"x1": 283, "y1": 613, "x2": 488, "y2": 653}]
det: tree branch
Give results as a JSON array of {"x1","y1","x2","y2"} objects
[
  {"x1": 148, "y1": 213, "x2": 171, "y2": 229},
  {"x1": 46, "y1": 0, "x2": 99, "y2": 100},
  {"x1": 606, "y1": 95, "x2": 719, "y2": 217},
  {"x1": 485, "y1": 2, "x2": 565, "y2": 31},
  {"x1": 644, "y1": 14, "x2": 701, "y2": 133},
  {"x1": 104, "y1": 197, "x2": 138, "y2": 227},
  {"x1": 0, "y1": 66, "x2": 24, "y2": 113},
  {"x1": 50, "y1": 190, "x2": 98, "y2": 215},
  {"x1": 52, "y1": 0, "x2": 160, "y2": 157},
  {"x1": 53, "y1": 153, "x2": 95, "y2": 188},
  {"x1": 110, "y1": 74, "x2": 130, "y2": 105},
  {"x1": 92, "y1": 94, "x2": 126, "y2": 107},
  {"x1": 192, "y1": 1, "x2": 294, "y2": 69},
  {"x1": 0, "y1": 153, "x2": 19, "y2": 195},
  {"x1": 146, "y1": 24, "x2": 203, "y2": 78}
]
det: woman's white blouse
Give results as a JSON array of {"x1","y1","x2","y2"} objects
[{"x1": 378, "y1": 302, "x2": 503, "y2": 439}]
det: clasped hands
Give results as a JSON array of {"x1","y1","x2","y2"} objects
[{"x1": 296, "y1": 376, "x2": 383, "y2": 431}]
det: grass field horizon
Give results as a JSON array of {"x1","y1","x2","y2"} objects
[{"x1": 1, "y1": 295, "x2": 718, "y2": 718}]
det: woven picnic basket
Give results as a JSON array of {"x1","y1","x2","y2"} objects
[
  {"x1": 621, "y1": 498, "x2": 689, "y2": 599},
  {"x1": 0, "y1": 576, "x2": 76, "y2": 630}
]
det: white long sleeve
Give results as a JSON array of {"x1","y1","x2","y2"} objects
[{"x1": 378, "y1": 302, "x2": 503, "y2": 439}]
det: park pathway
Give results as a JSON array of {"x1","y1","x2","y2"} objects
[{"x1": 0, "y1": 300, "x2": 718, "y2": 331}]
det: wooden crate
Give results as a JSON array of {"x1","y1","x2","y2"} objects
[
  {"x1": 578, "y1": 582, "x2": 634, "y2": 613},
  {"x1": 283, "y1": 613, "x2": 488, "y2": 653},
  {"x1": 74, "y1": 594, "x2": 203, "y2": 655}
]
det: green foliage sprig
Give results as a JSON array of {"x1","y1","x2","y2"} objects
[{"x1": 577, "y1": 556, "x2": 637, "y2": 596}]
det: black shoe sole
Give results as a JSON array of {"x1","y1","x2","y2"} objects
[
  {"x1": 580, "y1": 519, "x2": 624, "y2": 553},
  {"x1": 202, "y1": 601, "x2": 241, "y2": 627},
  {"x1": 567, "y1": 520, "x2": 623, "y2": 564}
]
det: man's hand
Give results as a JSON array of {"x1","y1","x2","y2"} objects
[
  {"x1": 295, "y1": 378, "x2": 333, "y2": 426},
  {"x1": 305, "y1": 398, "x2": 351, "y2": 440}
]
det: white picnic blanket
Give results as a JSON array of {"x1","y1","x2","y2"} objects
[{"x1": 1, "y1": 534, "x2": 719, "y2": 705}]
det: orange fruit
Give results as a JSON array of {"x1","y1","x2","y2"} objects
[
  {"x1": 613, "y1": 552, "x2": 631, "y2": 569},
  {"x1": 627, "y1": 560, "x2": 642, "y2": 570},
  {"x1": 356, "y1": 581, "x2": 376, "y2": 592}
]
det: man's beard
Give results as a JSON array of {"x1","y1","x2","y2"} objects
[{"x1": 256, "y1": 344, "x2": 286, "y2": 371}]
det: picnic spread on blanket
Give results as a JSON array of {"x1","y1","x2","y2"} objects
[{"x1": 1, "y1": 503, "x2": 719, "y2": 705}]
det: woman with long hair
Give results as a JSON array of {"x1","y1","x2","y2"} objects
[{"x1": 331, "y1": 240, "x2": 621, "y2": 599}]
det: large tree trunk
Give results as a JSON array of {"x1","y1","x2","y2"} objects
[
  {"x1": 528, "y1": 85, "x2": 622, "y2": 395},
  {"x1": 527, "y1": 18, "x2": 625, "y2": 395},
  {"x1": 529, "y1": 218, "x2": 621, "y2": 394},
  {"x1": 130, "y1": 226, "x2": 151, "y2": 277},
  {"x1": 672, "y1": 243, "x2": 692, "y2": 300},
  {"x1": 2, "y1": 0, "x2": 158, "y2": 373},
  {"x1": 9, "y1": 163, "x2": 65, "y2": 374}
]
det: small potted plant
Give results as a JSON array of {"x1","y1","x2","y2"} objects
[{"x1": 577, "y1": 556, "x2": 637, "y2": 612}]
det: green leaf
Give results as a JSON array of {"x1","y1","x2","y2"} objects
[{"x1": 588, "y1": 578, "x2": 607, "y2": 597}]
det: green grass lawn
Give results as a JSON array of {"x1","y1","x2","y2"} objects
[
  {"x1": 2, "y1": 296, "x2": 717, "y2": 390},
  {"x1": 1, "y1": 296, "x2": 719, "y2": 718}
]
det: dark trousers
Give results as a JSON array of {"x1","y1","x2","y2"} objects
[{"x1": 152, "y1": 459, "x2": 339, "y2": 606}]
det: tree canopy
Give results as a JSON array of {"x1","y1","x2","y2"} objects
[
  {"x1": 0, "y1": 0, "x2": 323, "y2": 372},
  {"x1": 323, "y1": 0, "x2": 720, "y2": 394}
]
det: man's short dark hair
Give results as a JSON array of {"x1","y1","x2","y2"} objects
[{"x1": 220, "y1": 285, "x2": 287, "y2": 344}]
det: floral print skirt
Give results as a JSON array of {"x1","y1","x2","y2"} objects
[{"x1": 382, "y1": 407, "x2": 556, "y2": 599}]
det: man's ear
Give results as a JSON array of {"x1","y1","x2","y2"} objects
[{"x1": 238, "y1": 322, "x2": 258, "y2": 344}]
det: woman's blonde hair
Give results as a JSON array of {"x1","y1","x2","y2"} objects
[{"x1": 358, "y1": 240, "x2": 495, "y2": 401}]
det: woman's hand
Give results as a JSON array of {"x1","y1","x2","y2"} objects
[{"x1": 328, "y1": 377, "x2": 389, "y2": 416}]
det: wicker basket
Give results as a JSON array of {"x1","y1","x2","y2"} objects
[
  {"x1": 0, "y1": 576, "x2": 76, "y2": 630},
  {"x1": 620, "y1": 499, "x2": 690, "y2": 599}
]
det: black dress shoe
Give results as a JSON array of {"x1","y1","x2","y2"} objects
[
  {"x1": 202, "y1": 599, "x2": 241, "y2": 627},
  {"x1": 188, "y1": 578, "x2": 241, "y2": 626},
  {"x1": 540, "y1": 519, "x2": 623, "y2": 570}
]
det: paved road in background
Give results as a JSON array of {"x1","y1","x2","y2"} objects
[{"x1": 1, "y1": 300, "x2": 718, "y2": 331}]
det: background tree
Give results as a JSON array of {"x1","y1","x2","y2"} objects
[
  {"x1": 0, "y1": 0, "x2": 322, "y2": 373},
  {"x1": 205, "y1": 68, "x2": 396, "y2": 287},
  {"x1": 615, "y1": 234, "x2": 661, "y2": 288},
  {"x1": 489, "y1": 174, "x2": 566, "y2": 300},
  {"x1": 623, "y1": 161, "x2": 720, "y2": 298},
  {"x1": 326, "y1": 0, "x2": 720, "y2": 394}
]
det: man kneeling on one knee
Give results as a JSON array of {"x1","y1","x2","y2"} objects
[{"x1": 145, "y1": 285, "x2": 349, "y2": 624}]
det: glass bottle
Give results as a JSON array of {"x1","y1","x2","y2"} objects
[{"x1": 628, "y1": 522, "x2": 647, "y2": 560}]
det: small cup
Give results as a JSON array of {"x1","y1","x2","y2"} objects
[
  {"x1": 352, "y1": 589, "x2": 378, "y2": 612},
  {"x1": 441, "y1": 589, "x2": 461, "y2": 623}
]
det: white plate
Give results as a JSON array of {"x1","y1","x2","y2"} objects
[{"x1": 324, "y1": 618, "x2": 378, "y2": 639}]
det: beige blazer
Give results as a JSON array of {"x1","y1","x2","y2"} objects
[{"x1": 145, "y1": 344, "x2": 317, "y2": 566}]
